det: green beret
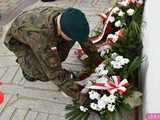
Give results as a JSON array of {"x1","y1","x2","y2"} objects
[{"x1": 60, "y1": 7, "x2": 89, "y2": 42}]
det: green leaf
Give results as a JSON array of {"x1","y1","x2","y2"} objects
[{"x1": 123, "y1": 91, "x2": 142, "y2": 108}]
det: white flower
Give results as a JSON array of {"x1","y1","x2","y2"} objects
[
  {"x1": 115, "y1": 20, "x2": 122, "y2": 27},
  {"x1": 115, "y1": 56, "x2": 124, "y2": 62},
  {"x1": 121, "y1": 58, "x2": 130, "y2": 65},
  {"x1": 90, "y1": 103, "x2": 98, "y2": 110},
  {"x1": 112, "y1": 35, "x2": 119, "y2": 43},
  {"x1": 111, "y1": 61, "x2": 122, "y2": 69},
  {"x1": 111, "y1": 52, "x2": 118, "y2": 59},
  {"x1": 107, "y1": 34, "x2": 114, "y2": 39},
  {"x1": 97, "y1": 99, "x2": 107, "y2": 110},
  {"x1": 95, "y1": 63, "x2": 107, "y2": 76},
  {"x1": 107, "y1": 34, "x2": 118, "y2": 43},
  {"x1": 109, "y1": 16, "x2": 115, "y2": 23},
  {"x1": 89, "y1": 90, "x2": 100, "y2": 100},
  {"x1": 127, "y1": 9, "x2": 135, "y2": 16},
  {"x1": 137, "y1": 0, "x2": 143, "y2": 5},
  {"x1": 98, "y1": 45, "x2": 110, "y2": 57},
  {"x1": 108, "y1": 94, "x2": 117, "y2": 103},
  {"x1": 119, "y1": 1, "x2": 129, "y2": 6},
  {"x1": 112, "y1": 7, "x2": 120, "y2": 13},
  {"x1": 98, "y1": 69, "x2": 108, "y2": 76},
  {"x1": 80, "y1": 106, "x2": 88, "y2": 112},
  {"x1": 100, "y1": 95, "x2": 110, "y2": 104},
  {"x1": 118, "y1": 10, "x2": 125, "y2": 17},
  {"x1": 107, "y1": 104, "x2": 115, "y2": 112}
]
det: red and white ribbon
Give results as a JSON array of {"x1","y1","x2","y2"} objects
[
  {"x1": 90, "y1": 76, "x2": 129, "y2": 94},
  {"x1": 106, "y1": 76, "x2": 129, "y2": 95}
]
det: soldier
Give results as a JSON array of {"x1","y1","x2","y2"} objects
[{"x1": 4, "y1": 7, "x2": 102, "y2": 100}]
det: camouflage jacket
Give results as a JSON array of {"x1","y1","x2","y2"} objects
[{"x1": 5, "y1": 6, "x2": 102, "y2": 80}]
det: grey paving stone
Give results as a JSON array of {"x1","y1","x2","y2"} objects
[
  {"x1": 0, "y1": 56, "x2": 17, "y2": 67},
  {"x1": 48, "y1": 114, "x2": 65, "y2": 120},
  {"x1": 24, "y1": 110, "x2": 38, "y2": 120},
  {"x1": 1, "y1": 66, "x2": 19, "y2": 83},
  {"x1": 1, "y1": 84, "x2": 72, "y2": 104},
  {"x1": 8, "y1": 97, "x2": 68, "y2": 116},
  {"x1": 11, "y1": 108, "x2": 28, "y2": 120},
  {"x1": 35, "y1": 112, "x2": 48, "y2": 120},
  {"x1": 0, "y1": 94, "x2": 13, "y2": 113},
  {"x1": 0, "y1": 106, "x2": 16, "y2": 120}
]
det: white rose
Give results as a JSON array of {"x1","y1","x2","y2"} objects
[
  {"x1": 109, "y1": 16, "x2": 115, "y2": 23},
  {"x1": 112, "y1": 7, "x2": 120, "y2": 13},
  {"x1": 118, "y1": 10, "x2": 125, "y2": 17},
  {"x1": 107, "y1": 104, "x2": 115, "y2": 112},
  {"x1": 127, "y1": 9, "x2": 135, "y2": 16},
  {"x1": 115, "y1": 20, "x2": 122, "y2": 27},
  {"x1": 89, "y1": 90, "x2": 100, "y2": 100}
]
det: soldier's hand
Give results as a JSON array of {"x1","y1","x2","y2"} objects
[
  {"x1": 57, "y1": 69, "x2": 75, "y2": 82},
  {"x1": 79, "y1": 93, "x2": 89, "y2": 105}
]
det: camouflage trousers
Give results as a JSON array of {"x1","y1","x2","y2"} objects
[{"x1": 5, "y1": 37, "x2": 50, "y2": 82}]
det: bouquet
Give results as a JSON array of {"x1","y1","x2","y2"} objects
[{"x1": 66, "y1": 0, "x2": 145, "y2": 120}]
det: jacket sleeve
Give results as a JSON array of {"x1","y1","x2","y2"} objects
[
  {"x1": 28, "y1": 31, "x2": 63, "y2": 80},
  {"x1": 79, "y1": 39, "x2": 102, "y2": 66}
]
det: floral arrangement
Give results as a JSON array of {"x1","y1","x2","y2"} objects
[{"x1": 66, "y1": 0, "x2": 145, "y2": 120}]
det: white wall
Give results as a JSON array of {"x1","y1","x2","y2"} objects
[{"x1": 143, "y1": 0, "x2": 160, "y2": 116}]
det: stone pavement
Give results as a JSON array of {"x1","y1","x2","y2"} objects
[{"x1": 0, "y1": 0, "x2": 111, "y2": 120}]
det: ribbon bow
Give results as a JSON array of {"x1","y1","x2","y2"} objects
[
  {"x1": 91, "y1": 76, "x2": 129, "y2": 95},
  {"x1": 106, "y1": 76, "x2": 129, "y2": 95}
]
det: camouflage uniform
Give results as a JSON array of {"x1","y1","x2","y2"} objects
[{"x1": 4, "y1": 6, "x2": 101, "y2": 98}]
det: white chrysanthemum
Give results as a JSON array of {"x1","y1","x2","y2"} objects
[
  {"x1": 108, "y1": 94, "x2": 117, "y2": 103},
  {"x1": 97, "y1": 99, "x2": 107, "y2": 110},
  {"x1": 95, "y1": 63, "x2": 106, "y2": 75},
  {"x1": 115, "y1": 56, "x2": 124, "y2": 62},
  {"x1": 107, "y1": 104, "x2": 115, "y2": 112},
  {"x1": 127, "y1": 8, "x2": 135, "y2": 16},
  {"x1": 121, "y1": 58, "x2": 130, "y2": 65},
  {"x1": 111, "y1": 61, "x2": 122, "y2": 69},
  {"x1": 100, "y1": 95, "x2": 110, "y2": 104},
  {"x1": 80, "y1": 106, "x2": 88, "y2": 112},
  {"x1": 90, "y1": 103, "x2": 98, "y2": 110},
  {"x1": 115, "y1": 20, "x2": 122, "y2": 27},
  {"x1": 98, "y1": 69, "x2": 108, "y2": 76},
  {"x1": 89, "y1": 90, "x2": 100, "y2": 100},
  {"x1": 112, "y1": 7, "x2": 120, "y2": 13},
  {"x1": 109, "y1": 16, "x2": 115, "y2": 23},
  {"x1": 118, "y1": 10, "x2": 125, "y2": 17}
]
